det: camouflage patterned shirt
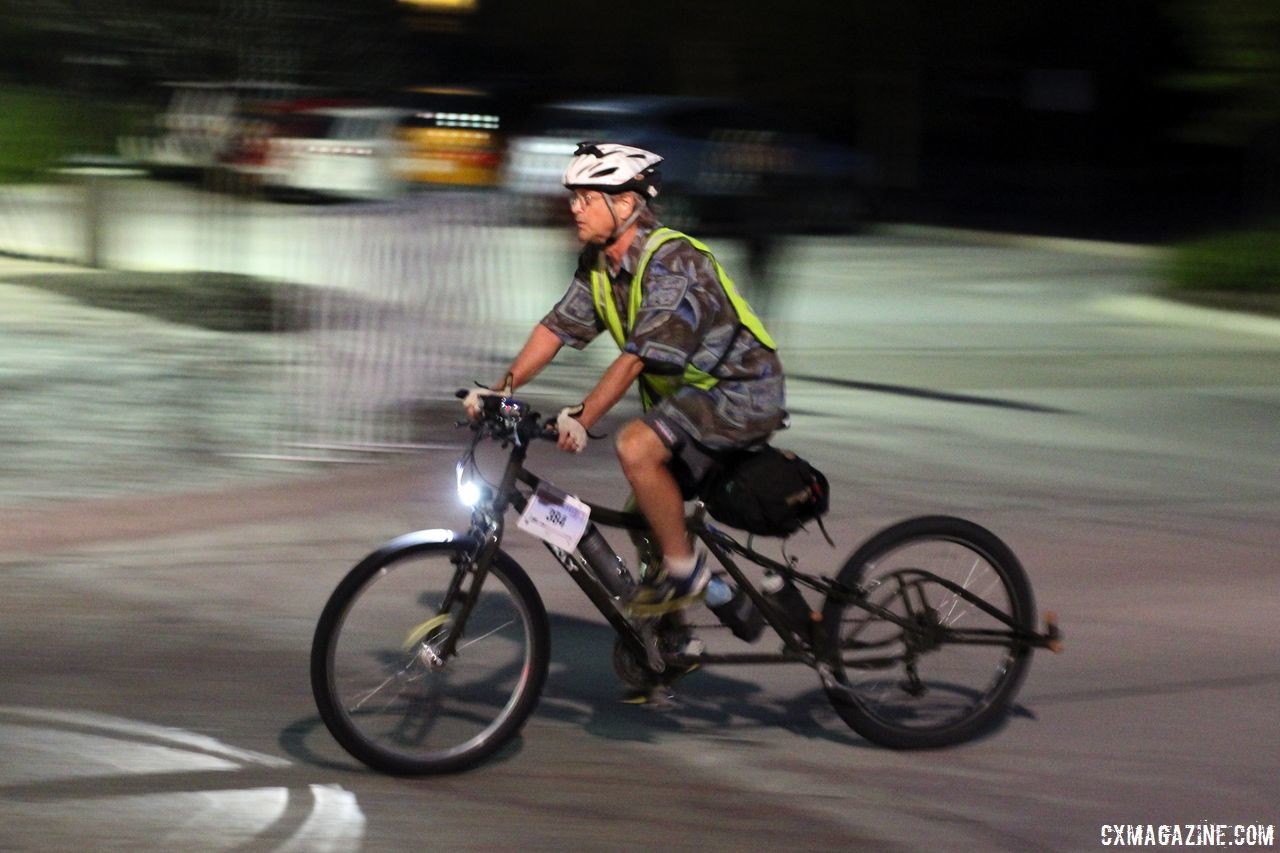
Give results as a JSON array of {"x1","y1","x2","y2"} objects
[{"x1": 541, "y1": 221, "x2": 787, "y2": 449}]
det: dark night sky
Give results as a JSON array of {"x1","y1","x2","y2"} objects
[{"x1": 2, "y1": 0, "x2": 1272, "y2": 237}]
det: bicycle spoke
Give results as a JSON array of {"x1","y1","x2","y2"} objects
[
  {"x1": 825, "y1": 520, "x2": 1034, "y2": 746},
  {"x1": 458, "y1": 619, "x2": 516, "y2": 651},
  {"x1": 939, "y1": 557, "x2": 980, "y2": 623},
  {"x1": 314, "y1": 545, "x2": 547, "y2": 773},
  {"x1": 350, "y1": 661, "x2": 426, "y2": 715}
]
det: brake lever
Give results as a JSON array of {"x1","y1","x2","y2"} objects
[
  {"x1": 541, "y1": 418, "x2": 609, "y2": 442},
  {"x1": 554, "y1": 404, "x2": 608, "y2": 440}
]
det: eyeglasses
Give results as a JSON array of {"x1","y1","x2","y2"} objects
[{"x1": 567, "y1": 190, "x2": 601, "y2": 211}]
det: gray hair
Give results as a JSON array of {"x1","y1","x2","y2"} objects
[{"x1": 633, "y1": 192, "x2": 660, "y2": 227}]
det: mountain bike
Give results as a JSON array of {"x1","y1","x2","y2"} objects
[{"x1": 310, "y1": 391, "x2": 1062, "y2": 775}]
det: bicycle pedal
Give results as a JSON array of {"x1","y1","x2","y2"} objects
[
  {"x1": 646, "y1": 690, "x2": 678, "y2": 711},
  {"x1": 619, "y1": 681, "x2": 677, "y2": 707}
]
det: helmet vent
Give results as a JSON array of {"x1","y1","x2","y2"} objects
[{"x1": 562, "y1": 142, "x2": 663, "y2": 197}]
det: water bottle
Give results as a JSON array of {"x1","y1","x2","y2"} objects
[
  {"x1": 705, "y1": 576, "x2": 733, "y2": 607},
  {"x1": 761, "y1": 570, "x2": 814, "y2": 638},
  {"x1": 706, "y1": 575, "x2": 765, "y2": 642},
  {"x1": 576, "y1": 524, "x2": 634, "y2": 598}
]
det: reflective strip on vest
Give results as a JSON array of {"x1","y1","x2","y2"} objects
[{"x1": 590, "y1": 227, "x2": 775, "y2": 410}]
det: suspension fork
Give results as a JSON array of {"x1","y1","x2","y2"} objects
[{"x1": 435, "y1": 440, "x2": 530, "y2": 659}]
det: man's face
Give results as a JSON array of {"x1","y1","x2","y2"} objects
[{"x1": 568, "y1": 190, "x2": 622, "y2": 244}]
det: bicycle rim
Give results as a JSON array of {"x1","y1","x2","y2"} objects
[
  {"x1": 316, "y1": 546, "x2": 547, "y2": 774},
  {"x1": 828, "y1": 519, "x2": 1033, "y2": 746}
]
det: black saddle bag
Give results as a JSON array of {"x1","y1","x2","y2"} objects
[{"x1": 699, "y1": 446, "x2": 830, "y2": 538}]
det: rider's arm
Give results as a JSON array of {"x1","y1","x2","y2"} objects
[
  {"x1": 555, "y1": 352, "x2": 644, "y2": 453},
  {"x1": 576, "y1": 352, "x2": 645, "y2": 431},
  {"x1": 467, "y1": 324, "x2": 565, "y2": 421},
  {"x1": 500, "y1": 323, "x2": 565, "y2": 390}
]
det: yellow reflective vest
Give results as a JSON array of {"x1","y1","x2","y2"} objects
[{"x1": 590, "y1": 227, "x2": 776, "y2": 410}]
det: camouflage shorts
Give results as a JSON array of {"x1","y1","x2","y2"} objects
[{"x1": 640, "y1": 409, "x2": 726, "y2": 499}]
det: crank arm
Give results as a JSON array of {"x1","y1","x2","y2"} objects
[{"x1": 635, "y1": 618, "x2": 667, "y2": 674}]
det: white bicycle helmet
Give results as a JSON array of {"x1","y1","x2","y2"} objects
[{"x1": 562, "y1": 142, "x2": 663, "y2": 199}]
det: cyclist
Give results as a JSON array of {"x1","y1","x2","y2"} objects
[{"x1": 465, "y1": 142, "x2": 787, "y2": 613}]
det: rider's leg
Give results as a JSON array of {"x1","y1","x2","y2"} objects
[
  {"x1": 615, "y1": 420, "x2": 691, "y2": 562},
  {"x1": 622, "y1": 493, "x2": 661, "y2": 579},
  {"x1": 617, "y1": 416, "x2": 716, "y2": 612}
]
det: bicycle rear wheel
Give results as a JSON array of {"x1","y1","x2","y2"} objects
[
  {"x1": 311, "y1": 536, "x2": 550, "y2": 775},
  {"x1": 820, "y1": 516, "x2": 1035, "y2": 749}
]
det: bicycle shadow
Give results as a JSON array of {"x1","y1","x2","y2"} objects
[
  {"x1": 536, "y1": 613, "x2": 869, "y2": 748},
  {"x1": 282, "y1": 610, "x2": 1032, "y2": 773}
]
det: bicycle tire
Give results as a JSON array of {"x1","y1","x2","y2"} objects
[
  {"x1": 311, "y1": 532, "x2": 550, "y2": 775},
  {"x1": 820, "y1": 516, "x2": 1035, "y2": 749}
]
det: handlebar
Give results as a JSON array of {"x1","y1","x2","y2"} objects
[{"x1": 456, "y1": 388, "x2": 559, "y2": 443}]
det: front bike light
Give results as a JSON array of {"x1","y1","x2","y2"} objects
[
  {"x1": 458, "y1": 479, "x2": 483, "y2": 508},
  {"x1": 455, "y1": 451, "x2": 492, "y2": 508}
]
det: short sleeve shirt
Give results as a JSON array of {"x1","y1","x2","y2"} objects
[{"x1": 540, "y1": 221, "x2": 787, "y2": 449}]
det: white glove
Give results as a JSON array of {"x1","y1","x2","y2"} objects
[
  {"x1": 556, "y1": 404, "x2": 588, "y2": 453},
  {"x1": 463, "y1": 387, "x2": 501, "y2": 420}
]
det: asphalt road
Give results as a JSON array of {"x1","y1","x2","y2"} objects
[{"x1": 0, "y1": 190, "x2": 1277, "y2": 851}]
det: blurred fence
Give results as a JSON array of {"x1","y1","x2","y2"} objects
[
  {"x1": 267, "y1": 195, "x2": 540, "y2": 460},
  {"x1": 0, "y1": 179, "x2": 582, "y2": 460},
  {"x1": 0, "y1": 181, "x2": 88, "y2": 262}
]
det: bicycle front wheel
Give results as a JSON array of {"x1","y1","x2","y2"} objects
[
  {"x1": 311, "y1": 535, "x2": 550, "y2": 775},
  {"x1": 821, "y1": 516, "x2": 1035, "y2": 749}
]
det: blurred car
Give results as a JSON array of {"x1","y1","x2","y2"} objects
[
  {"x1": 118, "y1": 81, "x2": 317, "y2": 176},
  {"x1": 256, "y1": 106, "x2": 411, "y2": 201},
  {"x1": 218, "y1": 96, "x2": 357, "y2": 182},
  {"x1": 394, "y1": 87, "x2": 504, "y2": 188},
  {"x1": 501, "y1": 96, "x2": 875, "y2": 233}
]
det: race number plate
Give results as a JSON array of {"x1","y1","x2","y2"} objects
[{"x1": 517, "y1": 481, "x2": 590, "y2": 551}]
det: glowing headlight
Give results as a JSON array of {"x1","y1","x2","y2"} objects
[{"x1": 457, "y1": 479, "x2": 483, "y2": 508}]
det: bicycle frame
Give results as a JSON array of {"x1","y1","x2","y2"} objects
[
  {"x1": 313, "y1": 393, "x2": 1063, "y2": 774},
  {"x1": 451, "y1": 405, "x2": 1057, "y2": 683},
  {"x1": 513, "y1": 467, "x2": 821, "y2": 672}
]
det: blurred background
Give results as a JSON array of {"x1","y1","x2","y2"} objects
[
  {"x1": 0, "y1": 0, "x2": 1277, "y2": 490},
  {"x1": 2, "y1": 7, "x2": 1279, "y2": 846},
  {"x1": 2, "y1": 0, "x2": 1277, "y2": 235}
]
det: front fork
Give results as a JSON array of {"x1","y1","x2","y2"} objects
[
  {"x1": 428, "y1": 508, "x2": 505, "y2": 662},
  {"x1": 434, "y1": 440, "x2": 533, "y2": 659},
  {"x1": 439, "y1": 506, "x2": 661, "y2": 677}
]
